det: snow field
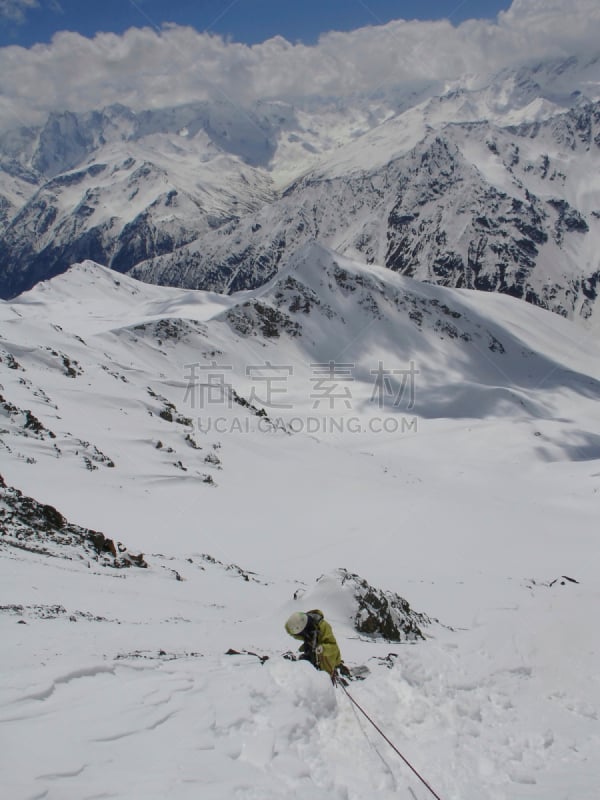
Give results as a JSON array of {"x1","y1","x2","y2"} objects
[
  {"x1": 2, "y1": 548, "x2": 599, "y2": 799},
  {"x1": 1, "y1": 254, "x2": 599, "y2": 798}
]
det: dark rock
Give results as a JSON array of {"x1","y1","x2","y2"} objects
[
  {"x1": 325, "y1": 569, "x2": 432, "y2": 642},
  {"x1": 1, "y1": 477, "x2": 147, "y2": 568},
  {"x1": 41, "y1": 504, "x2": 65, "y2": 529},
  {"x1": 88, "y1": 531, "x2": 118, "y2": 558}
]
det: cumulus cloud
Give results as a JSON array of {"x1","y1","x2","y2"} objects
[{"x1": 0, "y1": 0, "x2": 599, "y2": 131}]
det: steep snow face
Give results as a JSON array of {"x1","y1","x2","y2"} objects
[{"x1": 1, "y1": 252, "x2": 599, "y2": 799}]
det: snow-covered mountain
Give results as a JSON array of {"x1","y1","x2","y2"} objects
[
  {"x1": 0, "y1": 93, "x2": 432, "y2": 297},
  {"x1": 0, "y1": 102, "x2": 281, "y2": 298},
  {"x1": 1, "y1": 248, "x2": 599, "y2": 798},
  {"x1": 1, "y1": 54, "x2": 600, "y2": 322},
  {"x1": 134, "y1": 99, "x2": 600, "y2": 322}
]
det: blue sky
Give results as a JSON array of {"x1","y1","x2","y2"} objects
[{"x1": 0, "y1": 0, "x2": 513, "y2": 48}]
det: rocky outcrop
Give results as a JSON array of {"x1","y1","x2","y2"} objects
[
  {"x1": 306, "y1": 568, "x2": 432, "y2": 642},
  {"x1": 334, "y1": 569, "x2": 431, "y2": 642},
  {"x1": 0, "y1": 474, "x2": 147, "y2": 568}
]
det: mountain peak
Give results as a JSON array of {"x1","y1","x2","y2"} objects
[{"x1": 18, "y1": 260, "x2": 141, "y2": 303}]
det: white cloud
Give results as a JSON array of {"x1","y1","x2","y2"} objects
[
  {"x1": 0, "y1": 0, "x2": 599, "y2": 131},
  {"x1": 0, "y1": 0, "x2": 38, "y2": 23}
]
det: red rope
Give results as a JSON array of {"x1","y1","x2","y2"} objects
[{"x1": 340, "y1": 683, "x2": 444, "y2": 800}]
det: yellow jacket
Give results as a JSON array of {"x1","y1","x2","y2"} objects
[{"x1": 286, "y1": 609, "x2": 342, "y2": 676}]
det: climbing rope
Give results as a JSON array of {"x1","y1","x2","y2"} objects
[
  {"x1": 345, "y1": 683, "x2": 398, "y2": 788},
  {"x1": 339, "y1": 682, "x2": 444, "y2": 800}
]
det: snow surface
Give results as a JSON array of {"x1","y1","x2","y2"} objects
[{"x1": 1, "y1": 247, "x2": 600, "y2": 799}]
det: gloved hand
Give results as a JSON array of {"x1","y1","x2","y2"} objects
[
  {"x1": 282, "y1": 650, "x2": 297, "y2": 661},
  {"x1": 315, "y1": 645, "x2": 323, "y2": 656}
]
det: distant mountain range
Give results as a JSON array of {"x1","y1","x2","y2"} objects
[{"x1": 1, "y1": 54, "x2": 599, "y2": 322}]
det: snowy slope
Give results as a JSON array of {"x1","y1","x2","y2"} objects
[{"x1": 1, "y1": 247, "x2": 599, "y2": 798}]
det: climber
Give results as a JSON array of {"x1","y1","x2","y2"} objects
[{"x1": 285, "y1": 609, "x2": 344, "y2": 682}]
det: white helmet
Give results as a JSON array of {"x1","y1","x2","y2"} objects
[{"x1": 285, "y1": 611, "x2": 308, "y2": 636}]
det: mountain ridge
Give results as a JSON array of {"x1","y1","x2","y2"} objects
[{"x1": 1, "y1": 54, "x2": 599, "y2": 322}]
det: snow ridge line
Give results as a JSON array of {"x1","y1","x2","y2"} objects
[{"x1": 13, "y1": 664, "x2": 117, "y2": 704}]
